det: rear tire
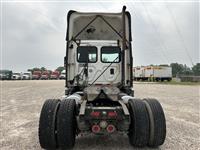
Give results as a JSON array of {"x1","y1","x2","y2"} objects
[
  {"x1": 39, "y1": 99, "x2": 60, "y2": 149},
  {"x1": 128, "y1": 99, "x2": 150, "y2": 147},
  {"x1": 57, "y1": 99, "x2": 77, "y2": 149},
  {"x1": 143, "y1": 98, "x2": 166, "y2": 147}
]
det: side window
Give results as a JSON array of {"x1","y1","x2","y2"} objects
[
  {"x1": 77, "y1": 46, "x2": 97, "y2": 63},
  {"x1": 101, "y1": 46, "x2": 121, "y2": 63}
]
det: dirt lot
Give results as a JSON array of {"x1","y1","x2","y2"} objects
[{"x1": 0, "y1": 80, "x2": 199, "y2": 150}]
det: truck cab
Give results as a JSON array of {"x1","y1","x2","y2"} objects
[
  {"x1": 22, "y1": 72, "x2": 32, "y2": 80},
  {"x1": 12, "y1": 73, "x2": 22, "y2": 80},
  {"x1": 32, "y1": 71, "x2": 41, "y2": 80},
  {"x1": 0, "y1": 70, "x2": 12, "y2": 80},
  {"x1": 50, "y1": 71, "x2": 60, "y2": 80},
  {"x1": 68, "y1": 40, "x2": 121, "y2": 85},
  {"x1": 41, "y1": 71, "x2": 50, "y2": 80},
  {"x1": 59, "y1": 70, "x2": 66, "y2": 79}
]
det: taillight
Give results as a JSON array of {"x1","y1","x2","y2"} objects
[
  {"x1": 92, "y1": 125, "x2": 101, "y2": 133},
  {"x1": 106, "y1": 124, "x2": 115, "y2": 133},
  {"x1": 90, "y1": 111, "x2": 100, "y2": 117},
  {"x1": 108, "y1": 111, "x2": 117, "y2": 117}
]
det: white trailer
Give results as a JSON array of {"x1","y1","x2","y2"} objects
[
  {"x1": 144, "y1": 66, "x2": 153, "y2": 79},
  {"x1": 133, "y1": 66, "x2": 172, "y2": 81},
  {"x1": 133, "y1": 67, "x2": 145, "y2": 80},
  {"x1": 153, "y1": 66, "x2": 172, "y2": 81}
]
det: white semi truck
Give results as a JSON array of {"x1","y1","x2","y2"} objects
[
  {"x1": 38, "y1": 6, "x2": 166, "y2": 149},
  {"x1": 59, "y1": 70, "x2": 66, "y2": 79},
  {"x1": 22, "y1": 72, "x2": 32, "y2": 80},
  {"x1": 12, "y1": 73, "x2": 22, "y2": 80},
  {"x1": 133, "y1": 66, "x2": 172, "y2": 81}
]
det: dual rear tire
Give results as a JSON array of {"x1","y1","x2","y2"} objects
[
  {"x1": 39, "y1": 98, "x2": 166, "y2": 149},
  {"x1": 128, "y1": 98, "x2": 166, "y2": 147},
  {"x1": 143, "y1": 98, "x2": 166, "y2": 147},
  {"x1": 39, "y1": 99, "x2": 76, "y2": 149}
]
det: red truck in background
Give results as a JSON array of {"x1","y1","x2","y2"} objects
[
  {"x1": 50, "y1": 71, "x2": 60, "y2": 80},
  {"x1": 32, "y1": 71, "x2": 42, "y2": 80},
  {"x1": 40, "y1": 71, "x2": 50, "y2": 80}
]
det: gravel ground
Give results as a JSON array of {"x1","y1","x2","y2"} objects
[{"x1": 0, "y1": 80, "x2": 199, "y2": 150}]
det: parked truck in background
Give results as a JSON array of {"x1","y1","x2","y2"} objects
[
  {"x1": 59, "y1": 70, "x2": 65, "y2": 79},
  {"x1": 22, "y1": 72, "x2": 32, "y2": 80},
  {"x1": 12, "y1": 73, "x2": 22, "y2": 80},
  {"x1": 0, "y1": 70, "x2": 13, "y2": 80},
  {"x1": 40, "y1": 71, "x2": 50, "y2": 80},
  {"x1": 50, "y1": 71, "x2": 60, "y2": 80},
  {"x1": 32, "y1": 71, "x2": 42, "y2": 80},
  {"x1": 133, "y1": 65, "x2": 172, "y2": 81}
]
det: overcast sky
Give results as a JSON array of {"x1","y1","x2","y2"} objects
[{"x1": 0, "y1": 0, "x2": 199, "y2": 72}]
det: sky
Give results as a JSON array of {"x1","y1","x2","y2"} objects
[{"x1": 0, "y1": 0, "x2": 199, "y2": 72}]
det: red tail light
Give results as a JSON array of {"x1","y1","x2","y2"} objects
[
  {"x1": 92, "y1": 125, "x2": 101, "y2": 133},
  {"x1": 90, "y1": 111, "x2": 100, "y2": 117},
  {"x1": 108, "y1": 111, "x2": 117, "y2": 117},
  {"x1": 107, "y1": 124, "x2": 115, "y2": 133}
]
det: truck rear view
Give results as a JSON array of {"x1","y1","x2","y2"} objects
[{"x1": 38, "y1": 6, "x2": 166, "y2": 149}]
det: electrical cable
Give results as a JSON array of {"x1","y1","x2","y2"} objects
[
  {"x1": 138, "y1": 1, "x2": 171, "y2": 64},
  {"x1": 164, "y1": 2, "x2": 194, "y2": 66}
]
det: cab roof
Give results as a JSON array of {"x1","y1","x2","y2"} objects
[{"x1": 66, "y1": 10, "x2": 132, "y2": 41}]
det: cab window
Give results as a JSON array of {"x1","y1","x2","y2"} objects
[
  {"x1": 101, "y1": 46, "x2": 121, "y2": 63},
  {"x1": 77, "y1": 46, "x2": 97, "y2": 63}
]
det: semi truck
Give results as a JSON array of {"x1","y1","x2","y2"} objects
[
  {"x1": 59, "y1": 70, "x2": 66, "y2": 79},
  {"x1": 22, "y1": 72, "x2": 32, "y2": 80},
  {"x1": 40, "y1": 71, "x2": 50, "y2": 80},
  {"x1": 133, "y1": 66, "x2": 172, "y2": 81},
  {"x1": 32, "y1": 71, "x2": 42, "y2": 80},
  {"x1": 12, "y1": 73, "x2": 22, "y2": 80},
  {"x1": 50, "y1": 71, "x2": 60, "y2": 80},
  {"x1": 0, "y1": 70, "x2": 12, "y2": 80},
  {"x1": 39, "y1": 6, "x2": 166, "y2": 149}
]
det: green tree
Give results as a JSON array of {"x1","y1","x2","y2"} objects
[
  {"x1": 192, "y1": 63, "x2": 200, "y2": 76},
  {"x1": 48, "y1": 70, "x2": 52, "y2": 74},
  {"x1": 27, "y1": 67, "x2": 41, "y2": 73},
  {"x1": 182, "y1": 64, "x2": 193, "y2": 75},
  {"x1": 56, "y1": 66, "x2": 65, "y2": 73},
  {"x1": 27, "y1": 69, "x2": 33, "y2": 72},
  {"x1": 170, "y1": 63, "x2": 184, "y2": 77},
  {"x1": 40, "y1": 67, "x2": 46, "y2": 71}
]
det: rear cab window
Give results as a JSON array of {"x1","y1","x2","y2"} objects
[
  {"x1": 101, "y1": 46, "x2": 121, "y2": 63},
  {"x1": 77, "y1": 46, "x2": 97, "y2": 63}
]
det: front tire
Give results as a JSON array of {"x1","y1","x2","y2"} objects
[
  {"x1": 39, "y1": 99, "x2": 60, "y2": 149},
  {"x1": 143, "y1": 98, "x2": 166, "y2": 147},
  {"x1": 57, "y1": 99, "x2": 77, "y2": 149},
  {"x1": 128, "y1": 99, "x2": 150, "y2": 147}
]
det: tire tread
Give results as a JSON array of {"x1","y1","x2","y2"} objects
[
  {"x1": 128, "y1": 99, "x2": 150, "y2": 147},
  {"x1": 39, "y1": 99, "x2": 60, "y2": 149},
  {"x1": 144, "y1": 98, "x2": 166, "y2": 147}
]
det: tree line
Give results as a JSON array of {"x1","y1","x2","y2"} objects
[
  {"x1": 27, "y1": 66, "x2": 65, "y2": 74},
  {"x1": 170, "y1": 63, "x2": 200, "y2": 77}
]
